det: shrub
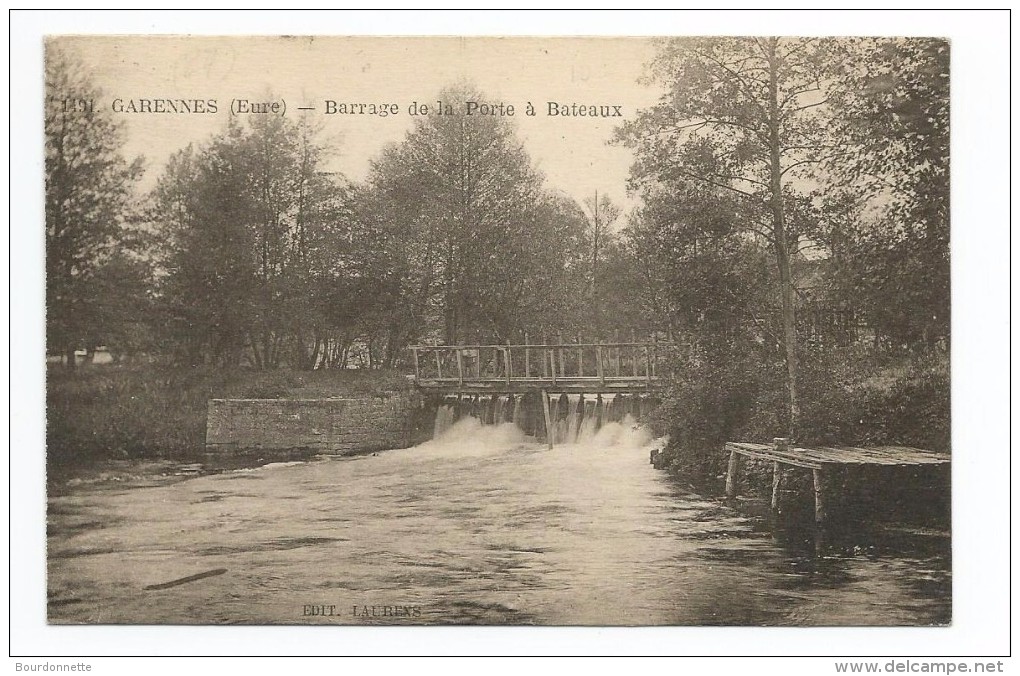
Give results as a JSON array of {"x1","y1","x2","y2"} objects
[
  {"x1": 655, "y1": 342, "x2": 950, "y2": 484},
  {"x1": 652, "y1": 338, "x2": 779, "y2": 480},
  {"x1": 796, "y1": 348, "x2": 950, "y2": 452}
]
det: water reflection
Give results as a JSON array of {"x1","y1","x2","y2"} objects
[{"x1": 47, "y1": 419, "x2": 950, "y2": 626}]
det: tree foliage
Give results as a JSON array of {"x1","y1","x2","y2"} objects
[
  {"x1": 151, "y1": 114, "x2": 357, "y2": 368},
  {"x1": 822, "y1": 38, "x2": 950, "y2": 345},
  {"x1": 617, "y1": 36, "x2": 950, "y2": 469},
  {"x1": 148, "y1": 84, "x2": 603, "y2": 368},
  {"x1": 365, "y1": 84, "x2": 591, "y2": 345},
  {"x1": 45, "y1": 46, "x2": 144, "y2": 367},
  {"x1": 581, "y1": 192, "x2": 620, "y2": 298},
  {"x1": 616, "y1": 37, "x2": 834, "y2": 434}
]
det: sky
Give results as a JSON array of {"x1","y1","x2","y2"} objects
[{"x1": 53, "y1": 36, "x2": 663, "y2": 214}]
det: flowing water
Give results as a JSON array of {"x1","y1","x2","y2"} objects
[{"x1": 47, "y1": 407, "x2": 950, "y2": 626}]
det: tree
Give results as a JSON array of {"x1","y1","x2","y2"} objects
[
  {"x1": 152, "y1": 130, "x2": 255, "y2": 366},
  {"x1": 79, "y1": 238, "x2": 156, "y2": 364},
  {"x1": 366, "y1": 84, "x2": 588, "y2": 345},
  {"x1": 822, "y1": 38, "x2": 950, "y2": 347},
  {"x1": 151, "y1": 113, "x2": 348, "y2": 368},
  {"x1": 581, "y1": 192, "x2": 620, "y2": 300},
  {"x1": 616, "y1": 37, "x2": 835, "y2": 436},
  {"x1": 45, "y1": 45, "x2": 143, "y2": 367},
  {"x1": 620, "y1": 177, "x2": 784, "y2": 365}
]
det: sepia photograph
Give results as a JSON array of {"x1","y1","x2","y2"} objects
[
  {"x1": 42, "y1": 32, "x2": 954, "y2": 627},
  {"x1": 11, "y1": 9, "x2": 1011, "y2": 663}
]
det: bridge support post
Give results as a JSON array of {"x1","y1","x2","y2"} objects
[
  {"x1": 613, "y1": 330, "x2": 621, "y2": 376},
  {"x1": 557, "y1": 332, "x2": 565, "y2": 379},
  {"x1": 542, "y1": 334, "x2": 548, "y2": 378},
  {"x1": 541, "y1": 390, "x2": 554, "y2": 449}
]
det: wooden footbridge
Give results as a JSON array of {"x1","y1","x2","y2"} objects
[{"x1": 410, "y1": 336, "x2": 672, "y2": 394}]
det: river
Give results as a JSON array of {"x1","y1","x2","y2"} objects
[{"x1": 47, "y1": 417, "x2": 950, "y2": 626}]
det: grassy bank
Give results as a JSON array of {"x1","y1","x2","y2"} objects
[{"x1": 46, "y1": 365, "x2": 413, "y2": 468}]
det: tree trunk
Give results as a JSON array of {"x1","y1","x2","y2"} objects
[
  {"x1": 385, "y1": 323, "x2": 401, "y2": 368},
  {"x1": 591, "y1": 191, "x2": 600, "y2": 299},
  {"x1": 64, "y1": 345, "x2": 77, "y2": 370},
  {"x1": 309, "y1": 335, "x2": 322, "y2": 371},
  {"x1": 271, "y1": 334, "x2": 284, "y2": 369},
  {"x1": 249, "y1": 333, "x2": 263, "y2": 370},
  {"x1": 294, "y1": 327, "x2": 310, "y2": 370},
  {"x1": 444, "y1": 239, "x2": 458, "y2": 344},
  {"x1": 767, "y1": 39, "x2": 800, "y2": 437}
]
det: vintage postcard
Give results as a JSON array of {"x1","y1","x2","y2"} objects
[{"x1": 43, "y1": 34, "x2": 954, "y2": 630}]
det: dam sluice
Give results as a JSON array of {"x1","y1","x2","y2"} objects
[{"x1": 430, "y1": 391, "x2": 659, "y2": 445}]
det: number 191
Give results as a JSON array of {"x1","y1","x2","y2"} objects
[{"x1": 62, "y1": 98, "x2": 94, "y2": 114}]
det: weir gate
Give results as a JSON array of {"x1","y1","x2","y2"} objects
[{"x1": 410, "y1": 338, "x2": 672, "y2": 446}]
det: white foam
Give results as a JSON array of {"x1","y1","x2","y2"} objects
[
  {"x1": 425, "y1": 400, "x2": 665, "y2": 458},
  {"x1": 416, "y1": 416, "x2": 534, "y2": 459},
  {"x1": 572, "y1": 414, "x2": 657, "y2": 450}
]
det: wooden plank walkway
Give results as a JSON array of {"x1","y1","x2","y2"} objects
[
  {"x1": 410, "y1": 338, "x2": 673, "y2": 394},
  {"x1": 412, "y1": 376, "x2": 664, "y2": 394},
  {"x1": 724, "y1": 441, "x2": 950, "y2": 471}
]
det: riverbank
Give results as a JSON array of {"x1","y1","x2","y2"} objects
[
  {"x1": 651, "y1": 347, "x2": 950, "y2": 478},
  {"x1": 648, "y1": 346, "x2": 951, "y2": 535},
  {"x1": 46, "y1": 365, "x2": 412, "y2": 477}
]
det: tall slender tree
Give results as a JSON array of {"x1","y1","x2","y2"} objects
[
  {"x1": 616, "y1": 37, "x2": 834, "y2": 436},
  {"x1": 582, "y1": 191, "x2": 620, "y2": 300},
  {"x1": 151, "y1": 113, "x2": 346, "y2": 368}
]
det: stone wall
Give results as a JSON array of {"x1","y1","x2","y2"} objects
[{"x1": 206, "y1": 393, "x2": 422, "y2": 456}]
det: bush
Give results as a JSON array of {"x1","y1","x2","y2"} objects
[
  {"x1": 796, "y1": 348, "x2": 950, "y2": 452},
  {"x1": 651, "y1": 338, "x2": 779, "y2": 479},
  {"x1": 655, "y1": 341, "x2": 950, "y2": 484}
]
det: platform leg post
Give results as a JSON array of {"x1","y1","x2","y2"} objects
[
  {"x1": 763, "y1": 460, "x2": 783, "y2": 532},
  {"x1": 812, "y1": 466, "x2": 831, "y2": 555},
  {"x1": 725, "y1": 450, "x2": 742, "y2": 498},
  {"x1": 771, "y1": 461, "x2": 783, "y2": 511},
  {"x1": 813, "y1": 468, "x2": 828, "y2": 527}
]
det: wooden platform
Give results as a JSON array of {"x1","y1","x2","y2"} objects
[
  {"x1": 724, "y1": 441, "x2": 950, "y2": 470},
  {"x1": 723, "y1": 440, "x2": 950, "y2": 544}
]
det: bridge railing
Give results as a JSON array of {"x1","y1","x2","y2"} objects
[{"x1": 409, "y1": 338, "x2": 674, "y2": 389}]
